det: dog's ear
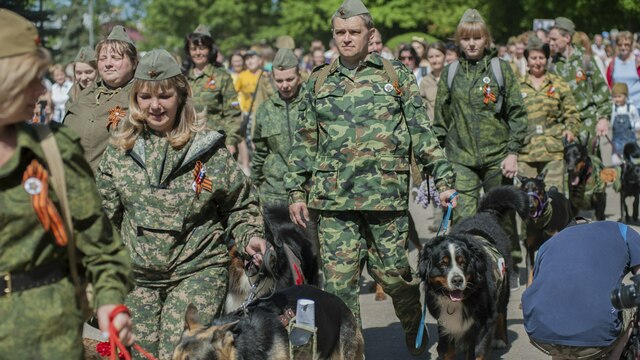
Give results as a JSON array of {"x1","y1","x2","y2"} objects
[
  {"x1": 185, "y1": 303, "x2": 203, "y2": 331},
  {"x1": 417, "y1": 245, "x2": 431, "y2": 278},
  {"x1": 211, "y1": 320, "x2": 240, "y2": 344},
  {"x1": 562, "y1": 136, "x2": 569, "y2": 148}
]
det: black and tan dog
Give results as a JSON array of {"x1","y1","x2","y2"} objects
[
  {"x1": 564, "y1": 137, "x2": 606, "y2": 220},
  {"x1": 518, "y1": 172, "x2": 573, "y2": 286},
  {"x1": 172, "y1": 285, "x2": 364, "y2": 360},
  {"x1": 620, "y1": 142, "x2": 640, "y2": 223},
  {"x1": 418, "y1": 186, "x2": 528, "y2": 360}
]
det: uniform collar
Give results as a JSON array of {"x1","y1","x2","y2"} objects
[
  {"x1": 329, "y1": 52, "x2": 384, "y2": 77},
  {"x1": 522, "y1": 73, "x2": 553, "y2": 88},
  {"x1": 188, "y1": 64, "x2": 215, "y2": 80},
  {"x1": 271, "y1": 88, "x2": 304, "y2": 107}
]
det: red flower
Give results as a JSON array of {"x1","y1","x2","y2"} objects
[{"x1": 96, "y1": 341, "x2": 111, "y2": 356}]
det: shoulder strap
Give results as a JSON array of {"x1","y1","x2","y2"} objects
[
  {"x1": 381, "y1": 58, "x2": 400, "y2": 85},
  {"x1": 490, "y1": 57, "x2": 505, "y2": 115},
  {"x1": 34, "y1": 125, "x2": 90, "y2": 314},
  {"x1": 447, "y1": 60, "x2": 459, "y2": 90},
  {"x1": 313, "y1": 61, "x2": 334, "y2": 95}
]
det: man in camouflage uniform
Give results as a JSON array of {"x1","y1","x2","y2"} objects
[
  {"x1": 186, "y1": 25, "x2": 243, "y2": 154},
  {"x1": 286, "y1": 0, "x2": 457, "y2": 355},
  {"x1": 548, "y1": 17, "x2": 610, "y2": 218},
  {"x1": 96, "y1": 50, "x2": 265, "y2": 359}
]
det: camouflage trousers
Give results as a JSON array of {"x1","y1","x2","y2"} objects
[
  {"x1": 127, "y1": 266, "x2": 228, "y2": 359},
  {"x1": 451, "y1": 162, "x2": 521, "y2": 264},
  {"x1": 316, "y1": 210, "x2": 421, "y2": 333},
  {"x1": 518, "y1": 159, "x2": 567, "y2": 194},
  {"x1": 0, "y1": 278, "x2": 84, "y2": 359}
]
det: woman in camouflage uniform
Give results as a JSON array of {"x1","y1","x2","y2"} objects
[
  {"x1": 96, "y1": 49, "x2": 266, "y2": 359},
  {"x1": 63, "y1": 26, "x2": 138, "y2": 173},
  {"x1": 518, "y1": 36, "x2": 580, "y2": 190},
  {"x1": 0, "y1": 10, "x2": 133, "y2": 358}
]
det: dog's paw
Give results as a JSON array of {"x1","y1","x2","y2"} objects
[{"x1": 492, "y1": 339, "x2": 508, "y2": 349}]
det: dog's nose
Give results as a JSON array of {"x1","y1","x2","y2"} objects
[{"x1": 451, "y1": 275, "x2": 464, "y2": 288}]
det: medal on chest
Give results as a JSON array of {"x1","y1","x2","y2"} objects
[
  {"x1": 575, "y1": 69, "x2": 586, "y2": 84},
  {"x1": 107, "y1": 106, "x2": 126, "y2": 130},
  {"x1": 204, "y1": 75, "x2": 216, "y2": 90},
  {"x1": 482, "y1": 77, "x2": 497, "y2": 105},
  {"x1": 547, "y1": 83, "x2": 556, "y2": 97},
  {"x1": 192, "y1": 161, "x2": 213, "y2": 198}
]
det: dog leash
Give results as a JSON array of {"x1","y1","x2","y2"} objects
[
  {"x1": 108, "y1": 305, "x2": 157, "y2": 360},
  {"x1": 415, "y1": 191, "x2": 458, "y2": 350}
]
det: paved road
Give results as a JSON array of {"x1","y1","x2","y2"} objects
[{"x1": 360, "y1": 142, "x2": 640, "y2": 360}]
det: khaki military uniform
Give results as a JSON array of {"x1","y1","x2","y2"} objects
[
  {"x1": 96, "y1": 128, "x2": 263, "y2": 359},
  {"x1": 187, "y1": 64, "x2": 242, "y2": 146},
  {"x1": 286, "y1": 52, "x2": 454, "y2": 331},
  {"x1": 0, "y1": 123, "x2": 133, "y2": 359},
  {"x1": 63, "y1": 80, "x2": 132, "y2": 173}
]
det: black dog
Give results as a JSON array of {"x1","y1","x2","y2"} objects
[
  {"x1": 226, "y1": 205, "x2": 318, "y2": 313},
  {"x1": 518, "y1": 172, "x2": 573, "y2": 286},
  {"x1": 621, "y1": 142, "x2": 640, "y2": 223},
  {"x1": 418, "y1": 186, "x2": 528, "y2": 360},
  {"x1": 173, "y1": 285, "x2": 364, "y2": 360},
  {"x1": 564, "y1": 138, "x2": 606, "y2": 220}
]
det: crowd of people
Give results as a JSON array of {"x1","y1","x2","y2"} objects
[{"x1": 2, "y1": 0, "x2": 640, "y2": 358}]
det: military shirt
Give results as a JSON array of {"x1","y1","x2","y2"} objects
[
  {"x1": 0, "y1": 122, "x2": 133, "y2": 308},
  {"x1": 250, "y1": 90, "x2": 303, "y2": 204},
  {"x1": 433, "y1": 53, "x2": 528, "y2": 167},
  {"x1": 519, "y1": 73, "x2": 581, "y2": 162},
  {"x1": 188, "y1": 64, "x2": 242, "y2": 146},
  {"x1": 550, "y1": 45, "x2": 611, "y2": 139},
  {"x1": 285, "y1": 53, "x2": 455, "y2": 211},
  {"x1": 96, "y1": 129, "x2": 263, "y2": 285},
  {"x1": 63, "y1": 80, "x2": 132, "y2": 173}
]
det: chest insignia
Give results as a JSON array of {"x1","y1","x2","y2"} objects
[
  {"x1": 483, "y1": 76, "x2": 491, "y2": 84},
  {"x1": 483, "y1": 84, "x2": 497, "y2": 104},
  {"x1": 204, "y1": 75, "x2": 217, "y2": 90},
  {"x1": 521, "y1": 92, "x2": 527, "y2": 99},
  {"x1": 384, "y1": 83, "x2": 394, "y2": 93},
  {"x1": 107, "y1": 106, "x2": 126, "y2": 131},
  {"x1": 575, "y1": 69, "x2": 586, "y2": 83},
  {"x1": 192, "y1": 161, "x2": 213, "y2": 198},
  {"x1": 547, "y1": 84, "x2": 556, "y2": 97}
]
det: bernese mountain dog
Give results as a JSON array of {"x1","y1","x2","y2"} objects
[{"x1": 418, "y1": 186, "x2": 528, "y2": 360}]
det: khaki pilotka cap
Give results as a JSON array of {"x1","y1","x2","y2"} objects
[
  {"x1": 192, "y1": 24, "x2": 212, "y2": 38},
  {"x1": 527, "y1": 35, "x2": 545, "y2": 51},
  {"x1": 272, "y1": 48, "x2": 298, "y2": 70},
  {"x1": 459, "y1": 8, "x2": 485, "y2": 25},
  {"x1": 275, "y1": 35, "x2": 295, "y2": 50},
  {"x1": 107, "y1": 25, "x2": 135, "y2": 45},
  {"x1": 554, "y1": 17, "x2": 576, "y2": 35},
  {"x1": 334, "y1": 0, "x2": 370, "y2": 19},
  {"x1": 135, "y1": 49, "x2": 182, "y2": 81},
  {"x1": 74, "y1": 46, "x2": 96, "y2": 63},
  {"x1": 0, "y1": 9, "x2": 40, "y2": 58},
  {"x1": 612, "y1": 83, "x2": 629, "y2": 96}
]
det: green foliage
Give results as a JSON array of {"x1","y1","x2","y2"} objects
[{"x1": 385, "y1": 32, "x2": 440, "y2": 52}]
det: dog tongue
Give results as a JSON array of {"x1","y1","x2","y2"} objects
[
  {"x1": 571, "y1": 176, "x2": 580, "y2": 186},
  {"x1": 449, "y1": 290, "x2": 463, "y2": 302}
]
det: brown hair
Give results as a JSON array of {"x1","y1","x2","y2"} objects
[
  {"x1": 617, "y1": 31, "x2": 633, "y2": 46},
  {"x1": 111, "y1": 74, "x2": 204, "y2": 151},
  {"x1": 0, "y1": 47, "x2": 51, "y2": 120},
  {"x1": 95, "y1": 39, "x2": 138, "y2": 69}
]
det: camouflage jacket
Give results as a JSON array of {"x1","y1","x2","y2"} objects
[
  {"x1": 250, "y1": 90, "x2": 303, "y2": 205},
  {"x1": 549, "y1": 45, "x2": 612, "y2": 139},
  {"x1": 188, "y1": 64, "x2": 242, "y2": 146},
  {"x1": 433, "y1": 52, "x2": 528, "y2": 167},
  {"x1": 0, "y1": 122, "x2": 133, "y2": 309},
  {"x1": 96, "y1": 129, "x2": 263, "y2": 285},
  {"x1": 63, "y1": 80, "x2": 131, "y2": 173},
  {"x1": 519, "y1": 73, "x2": 581, "y2": 162},
  {"x1": 285, "y1": 53, "x2": 455, "y2": 211}
]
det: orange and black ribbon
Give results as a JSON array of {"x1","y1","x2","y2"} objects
[
  {"x1": 392, "y1": 81, "x2": 403, "y2": 96},
  {"x1": 106, "y1": 106, "x2": 126, "y2": 131},
  {"x1": 547, "y1": 82, "x2": 556, "y2": 97},
  {"x1": 204, "y1": 75, "x2": 216, "y2": 90},
  {"x1": 575, "y1": 70, "x2": 587, "y2": 84},
  {"x1": 22, "y1": 159, "x2": 68, "y2": 247},
  {"x1": 483, "y1": 84, "x2": 497, "y2": 104},
  {"x1": 192, "y1": 161, "x2": 213, "y2": 198}
]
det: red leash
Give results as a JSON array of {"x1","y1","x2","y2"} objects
[{"x1": 108, "y1": 305, "x2": 157, "y2": 360}]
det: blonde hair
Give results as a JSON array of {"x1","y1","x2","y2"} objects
[
  {"x1": 617, "y1": 31, "x2": 633, "y2": 46},
  {"x1": 0, "y1": 48, "x2": 51, "y2": 120},
  {"x1": 111, "y1": 74, "x2": 204, "y2": 151},
  {"x1": 455, "y1": 21, "x2": 492, "y2": 49}
]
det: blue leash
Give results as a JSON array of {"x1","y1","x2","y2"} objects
[{"x1": 416, "y1": 191, "x2": 457, "y2": 349}]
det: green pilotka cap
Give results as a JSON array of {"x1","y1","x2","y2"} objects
[
  {"x1": 272, "y1": 48, "x2": 298, "y2": 70},
  {"x1": 135, "y1": 49, "x2": 181, "y2": 81},
  {"x1": 275, "y1": 35, "x2": 295, "y2": 50},
  {"x1": 554, "y1": 17, "x2": 576, "y2": 35},
  {"x1": 527, "y1": 36, "x2": 545, "y2": 51},
  {"x1": 107, "y1": 25, "x2": 134, "y2": 45},
  {"x1": 459, "y1": 8, "x2": 485, "y2": 25},
  {"x1": 74, "y1": 46, "x2": 96, "y2": 63},
  {"x1": 0, "y1": 9, "x2": 40, "y2": 59},
  {"x1": 192, "y1": 24, "x2": 211, "y2": 38},
  {"x1": 334, "y1": 0, "x2": 370, "y2": 19}
]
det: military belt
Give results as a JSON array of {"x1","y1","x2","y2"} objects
[{"x1": 0, "y1": 262, "x2": 68, "y2": 296}]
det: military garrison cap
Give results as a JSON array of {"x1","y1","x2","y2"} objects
[
  {"x1": 107, "y1": 25, "x2": 135, "y2": 45},
  {"x1": 526, "y1": 36, "x2": 545, "y2": 51},
  {"x1": 459, "y1": 9, "x2": 485, "y2": 25},
  {"x1": 135, "y1": 49, "x2": 181, "y2": 81},
  {"x1": 272, "y1": 48, "x2": 298, "y2": 70},
  {"x1": 334, "y1": 0, "x2": 370, "y2": 19},
  {"x1": 74, "y1": 46, "x2": 96, "y2": 63},
  {"x1": 612, "y1": 83, "x2": 629, "y2": 96},
  {"x1": 0, "y1": 9, "x2": 40, "y2": 59},
  {"x1": 554, "y1": 17, "x2": 575, "y2": 35},
  {"x1": 192, "y1": 24, "x2": 212, "y2": 38},
  {"x1": 275, "y1": 35, "x2": 295, "y2": 50}
]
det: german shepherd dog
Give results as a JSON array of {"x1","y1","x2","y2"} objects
[
  {"x1": 564, "y1": 138, "x2": 606, "y2": 220},
  {"x1": 418, "y1": 186, "x2": 528, "y2": 360},
  {"x1": 518, "y1": 172, "x2": 573, "y2": 286},
  {"x1": 620, "y1": 142, "x2": 640, "y2": 223},
  {"x1": 225, "y1": 205, "x2": 318, "y2": 313},
  {"x1": 172, "y1": 285, "x2": 364, "y2": 360}
]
